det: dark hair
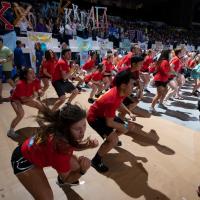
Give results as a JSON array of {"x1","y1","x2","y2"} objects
[
  {"x1": 35, "y1": 103, "x2": 86, "y2": 147},
  {"x1": 16, "y1": 40, "x2": 22, "y2": 46},
  {"x1": 0, "y1": 37, "x2": 3, "y2": 43},
  {"x1": 62, "y1": 48, "x2": 71, "y2": 57},
  {"x1": 45, "y1": 50, "x2": 52, "y2": 61},
  {"x1": 174, "y1": 48, "x2": 182, "y2": 56},
  {"x1": 158, "y1": 50, "x2": 171, "y2": 62},
  {"x1": 115, "y1": 70, "x2": 132, "y2": 88},
  {"x1": 97, "y1": 63, "x2": 103, "y2": 71},
  {"x1": 107, "y1": 49, "x2": 112, "y2": 54},
  {"x1": 20, "y1": 67, "x2": 33, "y2": 81},
  {"x1": 90, "y1": 51, "x2": 96, "y2": 58},
  {"x1": 130, "y1": 44, "x2": 139, "y2": 52},
  {"x1": 131, "y1": 56, "x2": 144, "y2": 65}
]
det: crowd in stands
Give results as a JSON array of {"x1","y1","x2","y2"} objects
[{"x1": 1, "y1": 1, "x2": 199, "y2": 48}]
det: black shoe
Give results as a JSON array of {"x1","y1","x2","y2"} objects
[
  {"x1": 91, "y1": 160, "x2": 109, "y2": 173},
  {"x1": 88, "y1": 98, "x2": 95, "y2": 104},
  {"x1": 192, "y1": 91, "x2": 199, "y2": 97},
  {"x1": 144, "y1": 88, "x2": 150, "y2": 93},
  {"x1": 77, "y1": 86, "x2": 82, "y2": 92},
  {"x1": 117, "y1": 140, "x2": 122, "y2": 146},
  {"x1": 95, "y1": 92, "x2": 102, "y2": 98},
  {"x1": 56, "y1": 176, "x2": 85, "y2": 187}
]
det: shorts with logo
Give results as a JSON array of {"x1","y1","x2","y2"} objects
[{"x1": 11, "y1": 146, "x2": 34, "y2": 175}]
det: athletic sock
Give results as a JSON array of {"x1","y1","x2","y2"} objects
[{"x1": 92, "y1": 152, "x2": 102, "y2": 164}]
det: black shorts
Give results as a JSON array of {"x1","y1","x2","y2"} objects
[
  {"x1": 88, "y1": 117, "x2": 124, "y2": 139},
  {"x1": 123, "y1": 95, "x2": 139, "y2": 107},
  {"x1": 11, "y1": 146, "x2": 34, "y2": 175},
  {"x1": 0, "y1": 71, "x2": 12, "y2": 80},
  {"x1": 52, "y1": 80, "x2": 76, "y2": 97},
  {"x1": 154, "y1": 81, "x2": 168, "y2": 88}
]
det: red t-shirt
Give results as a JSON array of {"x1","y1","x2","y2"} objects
[
  {"x1": 82, "y1": 59, "x2": 96, "y2": 71},
  {"x1": 40, "y1": 59, "x2": 57, "y2": 77},
  {"x1": 21, "y1": 136, "x2": 73, "y2": 173},
  {"x1": 170, "y1": 56, "x2": 181, "y2": 78},
  {"x1": 11, "y1": 79, "x2": 41, "y2": 101},
  {"x1": 92, "y1": 71, "x2": 103, "y2": 81},
  {"x1": 154, "y1": 60, "x2": 170, "y2": 82},
  {"x1": 52, "y1": 58, "x2": 70, "y2": 82},
  {"x1": 117, "y1": 52, "x2": 133, "y2": 69},
  {"x1": 188, "y1": 59, "x2": 196, "y2": 69},
  {"x1": 102, "y1": 60, "x2": 114, "y2": 73},
  {"x1": 87, "y1": 87, "x2": 125, "y2": 122},
  {"x1": 84, "y1": 71, "x2": 103, "y2": 83},
  {"x1": 141, "y1": 55, "x2": 153, "y2": 72}
]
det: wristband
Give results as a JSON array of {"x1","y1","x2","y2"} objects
[
  {"x1": 124, "y1": 121, "x2": 128, "y2": 129},
  {"x1": 80, "y1": 170, "x2": 86, "y2": 175}
]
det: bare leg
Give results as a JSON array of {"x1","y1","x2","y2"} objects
[
  {"x1": 98, "y1": 131, "x2": 119, "y2": 157},
  {"x1": 16, "y1": 167, "x2": 53, "y2": 200},
  {"x1": 67, "y1": 88, "x2": 79, "y2": 103},
  {"x1": 10, "y1": 101, "x2": 24, "y2": 130},
  {"x1": 89, "y1": 84, "x2": 98, "y2": 99},
  {"x1": 7, "y1": 78, "x2": 15, "y2": 88},
  {"x1": 151, "y1": 86, "x2": 165, "y2": 108},
  {"x1": 41, "y1": 78, "x2": 49, "y2": 92},
  {"x1": 52, "y1": 95, "x2": 66, "y2": 111},
  {"x1": 165, "y1": 80, "x2": 178, "y2": 101}
]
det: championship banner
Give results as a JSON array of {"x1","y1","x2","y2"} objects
[
  {"x1": 121, "y1": 39, "x2": 131, "y2": 51},
  {"x1": 0, "y1": 2, "x2": 14, "y2": 30},
  {"x1": 154, "y1": 41, "x2": 163, "y2": 51},
  {"x1": 97, "y1": 37, "x2": 110, "y2": 50},
  {"x1": 138, "y1": 41, "x2": 147, "y2": 51},
  {"x1": 27, "y1": 32, "x2": 53, "y2": 71},
  {"x1": 80, "y1": 51, "x2": 89, "y2": 66},
  {"x1": 2, "y1": 31, "x2": 16, "y2": 51},
  {"x1": 77, "y1": 37, "x2": 92, "y2": 52}
]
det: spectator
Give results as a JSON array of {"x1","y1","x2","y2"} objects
[
  {"x1": 35, "y1": 43, "x2": 44, "y2": 76},
  {"x1": 14, "y1": 40, "x2": 26, "y2": 76},
  {"x1": 0, "y1": 37, "x2": 15, "y2": 101},
  {"x1": 36, "y1": 18, "x2": 48, "y2": 32}
]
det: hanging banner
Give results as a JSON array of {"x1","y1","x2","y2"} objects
[
  {"x1": 13, "y1": 3, "x2": 35, "y2": 29},
  {"x1": 77, "y1": 37, "x2": 92, "y2": 52},
  {"x1": 97, "y1": 37, "x2": 110, "y2": 50},
  {"x1": 154, "y1": 41, "x2": 163, "y2": 51},
  {"x1": 138, "y1": 41, "x2": 148, "y2": 51},
  {"x1": 80, "y1": 51, "x2": 89, "y2": 66},
  {"x1": 121, "y1": 39, "x2": 131, "y2": 51},
  {"x1": 2, "y1": 31, "x2": 16, "y2": 51},
  {"x1": 27, "y1": 32, "x2": 53, "y2": 71},
  {"x1": 0, "y1": 2, "x2": 14, "y2": 30}
]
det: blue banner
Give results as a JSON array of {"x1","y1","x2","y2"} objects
[
  {"x1": 2, "y1": 31, "x2": 16, "y2": 51},
  {"x1": 77, "y1": 37, "x2": 92, "y2": 52}
]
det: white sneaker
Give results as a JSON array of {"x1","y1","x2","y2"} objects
[
  {"x1": 149, "y1": 107, "x2": 156, "y2": 113},
  {"x1": 7, "y1": 130, "x2": 19, "y2": 140},
  {"x1": 158, "y1": 103, "x2": 167, "y2": 109}
]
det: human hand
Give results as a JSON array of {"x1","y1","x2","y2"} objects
[{"x1": 79, "y1": 156, "x2": 91, "y2": 172}]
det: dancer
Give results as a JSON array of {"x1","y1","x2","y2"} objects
[
  {"x1": 140, "y1": 49, "x2": 154, "y2": 93},
  {"x1": 191, "y1": 62, "x2": 200, "y2": 96},
  {"x1": 82, "y1": 51, "x2": 97, "y2": 73},
  {"x1": 40, "y1": 50, "x2": 57, "y2": 92},
  {"x1": 87, "y1": 70, "x2": 135, "y2": 173},
  {"x1": 8, "y1": 68, "x2": 44, "y2": 139},
  {"x1": 86, "y1": 63, "x2": 104, "y2": 104},
  {"x1": 118, "y1": 56, "x2": 144, "y2": 120},
  {"x1": 52, "y1": 49, "x2": 79, "y2": 111},
  {"x1": 11, "y1": 103, "x2": 98, "y2": 200},
  {"x1": 150, "y1": 50, "x2": 171, "y2": 112},
  {"x1": 165, "y1": 48, "x2": 183, "y2": 101}
]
